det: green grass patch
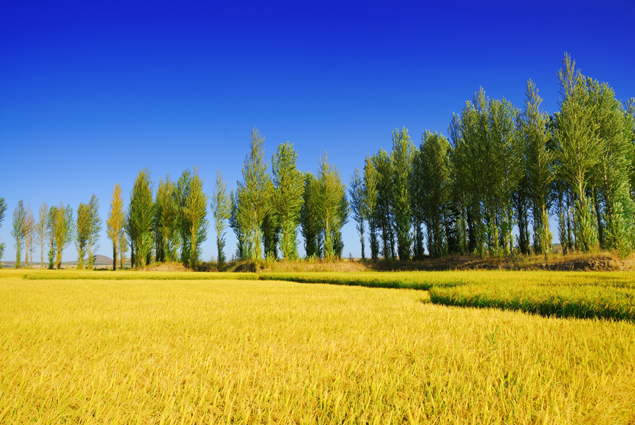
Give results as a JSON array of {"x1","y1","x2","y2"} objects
[
  {"x1": 431, "y1": 283, "x2": 635, "y2": 322},
  {"x1": 259, "y1": 271, "x2": 468, "y2": 289}
]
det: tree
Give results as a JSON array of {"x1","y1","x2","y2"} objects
[
  {"x1": 154, "y1": 176, "x2": 179, "y2": 263},
  {"x1": 555, "y1": 53, "x2": 601, "y2": 252},
  {"x1": 371, "y1": 149, "x2": 395, "y2": 258},
  {"x1": 349, "y1": 168, "x2": 366, "y2": 260},
  {"x1": 236, "y1": 128, "x2": 271, "y2": 261},
  {"x1": 210, "y1": 170, "x2": 231, "y2": 265},
  {"x1": 317, "y1": 153, "x2": 347, "y2": 260},
  {"x1": 418, "y1": 130, "x2": 452, "y2": 258},
  {"x1": 272, "y1": 142, "x2": 305, "y2": 259},
  {"x1": 588, "y1": 80, "x2": 634, "y2": 257},
  {"x1": 36, "y1": 202, "x2": 48, "y2": 268},
  {"x1": 363, "y1": 158, "x2": 380, "y2": 260},
  {"x1": 175, "y1": 170, "x2": 192, "y2": 264},
  {"x1": 127, "y1": 169, "x2": 154, "y2": 267},
  {"x1": 75, "y1": 202, "x2": 90, "y2": 268},
  {"x1": 261, "y1": 180, "x2": 279, "y2": 260},
  {"x1": 299, "y1": 172, "x2": 322, "y2": 258},
  {"x1": 183, "y1": 168, "x2": 208, "y2": 268},
  {"x1": 522, "y1": 79, "x2": 555, "y2": 256},
  {"x1": 119, "y1": 228, "x2": 128, "y2": 270},
  {"x1": 229, "y1": 189, "x2": 245, "y2": 260},
  {"x1": 24, "y1": 205, "x2": 35, "y2": 267},
  {"x1": 11, "y1": 201, "x2": 26, "y2": 268},
  {"x1": 107, "y1": 184, "x2": 125, "y2": 270},
  {"x1": 49, "y1": 203, "x2": 73, "y2": 269},
  {"x1": 0, "y1": 198, "x2": 6, "y2": 261},
  {"x1": 390, "y1": 127, "x2": 415, "y2": 260},
  {"x1": 85, "y1": 195, "x2": 101, "y2": 269}
]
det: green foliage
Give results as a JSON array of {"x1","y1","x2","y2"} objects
[
  {"x1": 272, "y1": 142, "x2": 304, "y2": 260},
  {"x1": 85, "y1": 195, "x2": 101, "y2": 269},
  {"x1": 555, "y1": 54, "x2": 603, "y2": 252},
  {"x1": 75, "y1": 202, "x2": 90, "y2": 268},
  {"x1": 317, "y1": 153, "x2": 347, "y2": 260},
  {"x1": 300, "y1": 172, "x2": 322, "y2": 258},
  {"x1": 390, "y1": 127, "x2": 415, "y2": 260},
  {"x1": 175, "y1": 169, "x2": 192, "y2": 264},
  {"x1": 371, "y1": 149, "x2": 394, "y2": 259},
  {"x1": 236, "y1": 128, "x2": 271, "y2": 261},
  {"x1": 49, "y1": 203, "x2": 73, "y2": 269},
  {"x1": 0, "y1": 198, "x2": 6, "y2": 261},
  {"x1": 362, "y1": 158, "x2": 380, "y2": 260},
  {"x1": 522, "y1": 79, "x2": 555, "y2": 256},
  {"x1": 349, "y1": 169, "x2": 365, "y2": 260},
  {"x1": 154, "y1": 175, "x2": 179, "y2": 263},
  {"x1": 210, "y1": 170, "x2": 231, "y2": 265},
  {"x1": 183, "y1": 169, "x2": 208, "y2": 268},
  {"x1": 11, "y1": 200, "x2": 26, "y2": 268},
  {"x1": 127, "y1": 169, "x2": 154, "y2": 267},
  {"x1": 417, "y1": 130, "x2": 451, "y2": 258}
]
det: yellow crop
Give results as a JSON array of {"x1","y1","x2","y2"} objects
[{"x1": 1, "y1": 270, "x2": 634, "y2": 423}]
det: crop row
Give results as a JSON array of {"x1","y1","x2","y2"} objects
[{"x1": 430, "y1": 284, "x2": 635, "y2": 322}]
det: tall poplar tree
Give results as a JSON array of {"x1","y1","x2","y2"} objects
[
  {"x1": 11, "y1": 201, "x2": 26, "y2": 268},
  {"x1": 36, "y1": 202, "x2": 48, "y2": 267},
  {"x1": 84, "y1": 195, "x2": 101, "y2": 269},
  {"x1": 0, "y1": 198, "x2": 6, "y2": 261},
  {"x1": 229, "y1": 189, "x2": 245, "y2": 260},
  {"x1": 154, "y1": 176, "x2": 179, "y2": 262},
  {"x1": 300, "y1": 172, "x2": 322, "y2": 258},
  {"x1": 555, "y1": 53, "x2": 601, "y2": 252},
  {"x1": 183, "y1": 169, "x2": 208, "y2": 268},
  {"x1": 210, "y1": 170, "x2": 231, "y2": 265},
  {"x1": 349, "y1": 168, "x2": 366, "y2": 260},
  {"x1": 316, "y1": 153, "x2": 347, "y2": 260},
  {"x1": 107, "y1": 184, "x2": 125, "y2": 270},
  {"x1": 176, "y1": 170, "x2": 192, "y2": 264},
  {"x1": 272, "y1": 142, "x2": 304, "y2": 259},
  {"x1": 589, "y1": 80, "x2": 634, "y2": 256},
  {"x1": 522, "y1": 79, "x2": 555, "y2": 256},
  {"x1": 24, "y1": 205, "x2": 35, "y2": 267},
  {"x1": 390, "y1": 127, "x2": 415, "y2": 260},
  {"x1": 362, "y1": 158, "x2": 380, "y2": 260},
  {"x1": 127, "y1": 169, "x2": 154, "y2": 267},
  {"x1": 372, "y1": 149, "x2": 395, "y2": 258},
  {"x1": 75, "y1": 202, "x2": 90, "y2": 268},
  {"x1": 236, "y1": 128, "x2": 271, "y2": 261},
  {"x1": 50, "y1": 203, "x2": 73, "y2": 269},
  {"x1": 418, "y1": 130, "x2": 451, "y2": 258}
]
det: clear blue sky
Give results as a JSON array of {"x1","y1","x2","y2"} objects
[{"x1": 1, "y1": 0, "x2": 634, "y2": 262}]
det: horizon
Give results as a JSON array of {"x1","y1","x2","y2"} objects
[{"x1": 2, "y1": 1, "x2": 634, "y2": 262}]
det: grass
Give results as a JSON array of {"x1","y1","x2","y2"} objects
[
  {"x1": 1, "y1": 274, "x2": 635, "y2": 423},
  {"x1": 259, "y1": 271, "x2": 469, "y2": 290},
  {"x1": 431, "y1": 283, "x2": 635, "y2": 321}
]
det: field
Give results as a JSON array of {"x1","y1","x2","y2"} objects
[{"x1": 1, "y1": 269, "x2": 635, "y2": 424}]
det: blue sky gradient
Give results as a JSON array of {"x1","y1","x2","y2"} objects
[{"x1": 1, "y1": 0, "x2": 634, "y2": 262}]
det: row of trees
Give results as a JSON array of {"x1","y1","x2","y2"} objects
[
  {"x1": 6, "y1": 200, "x2": 76, "y2": 269},
  {"x1": 3, "y1": 54, "x2": 632, "y2": 267},
  {"x1": 348, "y1": 54, "x2": 635, "y2": 260},
  {"x1": 227, "y1": 129, "x2": 348, "y2": 263}
]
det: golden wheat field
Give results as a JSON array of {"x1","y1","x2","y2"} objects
[{"x1": 1, "y1": 269, "x2": 635, "y2": 424}]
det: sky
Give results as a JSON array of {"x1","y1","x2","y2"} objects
[{"x1": 1, "y1": 0, "x2": 634, "y2": 263}]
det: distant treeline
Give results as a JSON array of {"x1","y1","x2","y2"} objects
[{"x1": 1, "y1": 53, "x2": 634, "y2": 269}]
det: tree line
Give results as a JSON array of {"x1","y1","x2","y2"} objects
[
  {"x1": 349, "y1": 54, "x2": 635, "y2": 260},
  {"x1": 1, "y1": 53, "x2": 633, "y2": 268}
]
